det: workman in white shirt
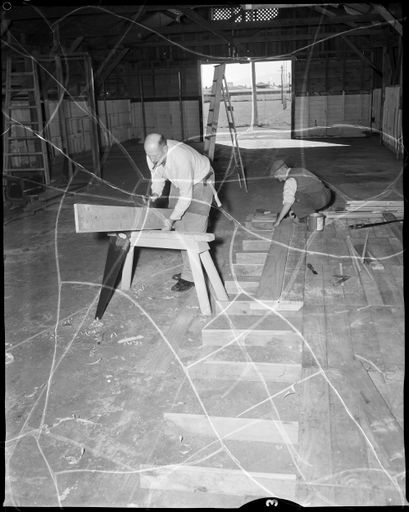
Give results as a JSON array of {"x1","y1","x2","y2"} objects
[
  {"x1": 144, "y1": 133, "x2": 216, "y2": 292},
  {"x1": 270, "y1": 159, "x2": 331, "y2": 227}
]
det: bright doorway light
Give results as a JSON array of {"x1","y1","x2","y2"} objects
[{"x1": 201, "y1": 60, "x2": 292, "y2": 141}]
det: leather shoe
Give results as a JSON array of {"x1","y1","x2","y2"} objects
[
  {"x1": 172, "y1": 273, "x2": 181, "y2": 280},
  {"x1": 171, "y1": 278, "x2": 195, "y2": 292}
]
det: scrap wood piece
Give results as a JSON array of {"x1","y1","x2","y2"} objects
[{"x1": 256, "y1": 221, "x2": 293, "y2": 301}]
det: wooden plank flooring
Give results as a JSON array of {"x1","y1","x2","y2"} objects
[{"x1": 146, "y1": 209, "x2": 405, "y2": 508}]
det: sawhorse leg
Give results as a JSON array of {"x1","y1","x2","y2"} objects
[
  {"x1": 200, "y1": 249, "x2": 229, "y2": 301},
  {"x1": 186, "y1": 249, "x2": 212, "y2": 316},
  {"x1": 121, "y1": 247, "x2": 134, "y2": 290}
]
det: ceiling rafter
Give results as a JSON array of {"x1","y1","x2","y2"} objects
[
  {"x1": 313, "y1": 5, "x2": 382, "y2": 76},
  {"x1": 177, "y1": 6, "x2": 244, "y2": 54},
  {"x1": 371, "y1": 3, "x2": 402, "y2": 36}
]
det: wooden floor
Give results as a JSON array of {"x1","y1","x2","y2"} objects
[{"x1": 141, "y1": 209, "x2": 405, "y2": 507}]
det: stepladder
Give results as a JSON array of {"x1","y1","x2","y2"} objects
[
  {"x1": 119, "y1": 230, "x2": 229, "y2": 316},
  {"x1": 203, "y1": 63, "x2": 247, "y2": 191},
  {"x1": 3, "y1": 55, "x2": 50, "y2": 199}
]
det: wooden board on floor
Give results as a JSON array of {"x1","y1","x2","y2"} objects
[
  {"x1": 187, "y1": 360, "x2": 302, "y2": 383},
  {"x1": 327, "y1": 359, "x2": 404, "y2": 476},
  {"x1": 215, "y1": 298, "x2": 303, "y2": 315},
  {"x1": 301, "y1": 305, "x2": 327, "y2": 368},
  {"x1": 202, "y1": 329, "x2": 302, "y2": 346},
  {"x1": 295, "y1": 371, "x2": 334, "y2": 505},
  {"x1": 139, "y1": 464, "x2": 296, "y2": 499},
  {"x1": 242, "y1": 239, "x2": 271, "y2": 251},
  {"x1": 236, "y1": 252, "x2": 268, "y2": 264},
  {"x1": 256, "y1": 220, "x2": 293, "y2": 301},
  {"x1": 163, "y1": 413, "x2": 298, "y2": 444},
  {"x1": 224, "y1": 281, "x2": 259, "y2": 295},
  {"x1": 232, "y1": 263, "x2": 264, "y2": 277}
]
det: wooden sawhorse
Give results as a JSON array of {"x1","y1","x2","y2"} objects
[{"x1": 119, "y1": 230, "x2": 229, "y2": 316}]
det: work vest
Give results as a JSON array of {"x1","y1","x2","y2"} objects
[{"x1": 287, "y1": 167, "x2": 326, "y2": 197}]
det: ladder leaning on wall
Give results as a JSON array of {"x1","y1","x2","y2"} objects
[
  {"x1": 203, "y1": 63, "x2": 248, "y2": 192},
  {"x1": 3, "y1": 55, "x2": 50, "y2": 200}
]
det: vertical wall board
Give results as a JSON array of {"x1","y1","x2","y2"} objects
[
  {"x1": 294, "y1": 94, "x2": 371, "y2": 138},
  {"x1": 326, "y1": 95, "x2": 344, "y2": 125},
  {"x1": 371, "y1": 88, "x2": 382, "y2": 132},
  {"x1": 308, "y1": 96, "x2": 327, "y2": 136},
  {"x1": 382, "y1": 86, "x2": 402, "y2": 156},
  {"x1": 183, "y1": 100, "x2": 201, "y2": 141}
]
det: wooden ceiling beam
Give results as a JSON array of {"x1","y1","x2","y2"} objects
[
  {"x1": 313, "y1": 5, "x2": 382, "y2": 76},
  {"x1": 340, "y1": 35, "x2": 382, "y2": 76},
  {"x1": 123, "y1": 28, "x2": 386, "y2": 48},
  {"x1": 371, "y1": 3, "x2": 402, "y2": 36},
  {"x1": 177, "y1": 6, "x2": 240, "y2": 47},
  {"x1": 94, "y1": 5, "x2": 145, "y2": 87}
]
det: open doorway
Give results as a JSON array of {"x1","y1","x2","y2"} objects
[{"x1": 201, "y1": 60, "x2": 292, "y2": 141}]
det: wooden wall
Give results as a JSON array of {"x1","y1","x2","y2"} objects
[{"x1": 381, "y1": 86, "x2": 402, "y2": 157}]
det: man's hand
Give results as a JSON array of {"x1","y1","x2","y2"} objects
[
  {"x1": 273, "y1": 220, "x2": 280, "y2": 228},
  {"x1": 142, "y1": 194, "x2": 159, "y2": 206},
  {"x1": 162, "y1": 218, "x2": 174, "y2": 231}
]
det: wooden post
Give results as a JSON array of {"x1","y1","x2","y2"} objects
[
  {"x1": 250, "y1": 61, "x2": 258, "y2": 128},
  {"x1": 139, "y1": 74, "x2": 147, "y2": 139},
  {"x1": 178, "y1": 70, "x2": 185, "y2": 140}
]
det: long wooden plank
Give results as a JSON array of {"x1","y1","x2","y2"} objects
[
  {"x1": 163, "y1": 413, "x2": 298, "y2": 445},
  {"x1": 215, "y1": 298, "x2": 303, "y2": 314},
  {"x1": 295, "y1": 371, "x2": 334, "y2": 505},
  {"x1": 139, "y1": 464, "x2": 296, "y2": 499},
  {"x1": 325, "y1": 306, "x2": 372, "y2": 504},
  {"x1": 224, "y1": 280, "x2": 259, "y2": 295},
  {"x1": 256, "y1": 221, "x2": 293, "y2": 300},
  {"x1": 74, "y1": 203, "x2": 171, "y2": 232},
  {"x1": 327, "y1": 360, "x2": 404, "y2": 476},
  {"x1": 205, "y1": 314, "x2": 302, "y2": 331},
  {"x1": 236, "y1": 252, "x2": 268, "y2": 264},
  {"x1": 187, "y1": 361, "x2": 301, "y2": 383},
  {"x1": 232, "y1": 263, "x2": 264, "y2": 277},
  {"x1": 202, "y1": 329, "x2": 301, "y2": 346},
  {"x1": 242, "y1": 239, "x2": 271, "y2": 251},
  {"x1": 74, "y1": 204, "x2": 209, "y2": 234}
]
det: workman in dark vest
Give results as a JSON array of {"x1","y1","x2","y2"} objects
[{"x1": 270, "y1": 159, "x2": 331, "y2": 227}]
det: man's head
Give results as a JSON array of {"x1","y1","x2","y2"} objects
[
  {"x1": 270, "y1": 159, "x2": 289, "y2": 181},
  {"x1": 144, "y1": 133, "x2": 167, "y2": 166}
]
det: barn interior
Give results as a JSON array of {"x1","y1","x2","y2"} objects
[{"x1": 3, "y1": 2, "x2": 406, "y2": 508}]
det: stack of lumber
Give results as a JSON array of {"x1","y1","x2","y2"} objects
[{"x1": 344, "y1": 200, "x2": 403, "y2": 214}]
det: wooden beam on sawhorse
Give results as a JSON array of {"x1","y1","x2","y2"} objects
[{"x1": 118, "y1": 230, "x2": 229, "y2": 316}]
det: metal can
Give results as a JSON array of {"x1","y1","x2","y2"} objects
[{"x1": 308, "y1": 212, "x2": 325, "y2": 231}]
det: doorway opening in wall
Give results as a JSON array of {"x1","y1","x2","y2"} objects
[{"x1": 200, "y1": 60, "x2": 292, "y2": 143}]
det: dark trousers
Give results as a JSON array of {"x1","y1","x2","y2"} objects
[
  {"x1": 169, "y1": 172, "x2": 214, "y2": 281},
  {"x1": 292, "y1": 187, "x2": 331, "y2": 219}
]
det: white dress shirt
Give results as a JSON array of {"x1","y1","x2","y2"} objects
[{"x1": 146, "y1": 140, "x2": 211, "y2": 221}]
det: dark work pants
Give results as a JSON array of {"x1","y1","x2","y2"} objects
[
  {"x1": 169, "y1": 172, "x2": 214, "y2": 282},
  {"x1": 291, "y1": 187, "x2": 331, "y2": 219}
]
